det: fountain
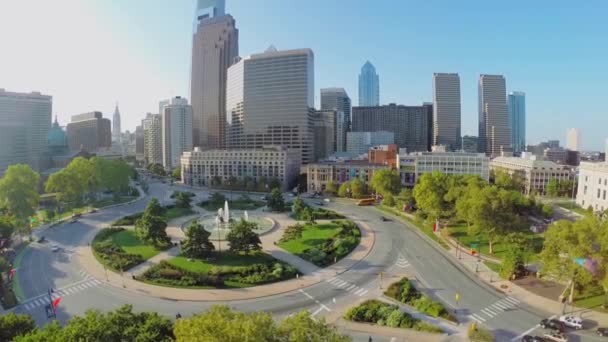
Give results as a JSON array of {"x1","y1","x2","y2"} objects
[
  {"x1": 243, "y1": 210, "x2": 249, "y2": 222},
  {"x1": 223, "y1": 200, "x2": 230, "y2": 223}
]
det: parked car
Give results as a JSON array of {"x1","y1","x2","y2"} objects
[
  {"x1": 72, "y1": 213, "x2": 82, "y2": 218},
  {"x1": 597, "y1": 327, "x2": 608, "y2": 336},
  {"x1": 323, "y1": 198, "x2": 330, "y2": 203},
  {"x1": 521, "y1": 336, "x2": 546, "y2": 342},
  {"x1": 51, "y1": 245, "x2": 60, "y2": 252},
  {"x1": 559, "y1": 315, "x2": 583, "y2": 330},
  {"x1": 380, "y1": 216, "x2": 389, "y2": 222},
  {"x1": 37, "y1": 236, "x2": 46, "y2": 243},
  {"x1": 540, "y1": 318, "x2": 565, "y2": 332},
  {"x1": 90, "y1": 208, "x2": 98, "y2": 213},
  {"x1": 543, "y1": 332, "x2": 568, "y2": 342},
  {"x1": 316, "y1": 201, "x2": 324, "y2": 206}
]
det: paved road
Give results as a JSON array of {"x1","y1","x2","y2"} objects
[{"x1": 13, "y1": 184, "x2": 604, "y2": 341}]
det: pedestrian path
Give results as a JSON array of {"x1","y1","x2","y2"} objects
[
  {"x1": 325, "y1": 276, "x2": 370, "y2": 297},
  {"x1": 20, "y1": 277, "x2": 104, "y2": 312}
]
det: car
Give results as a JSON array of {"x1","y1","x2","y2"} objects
[
  {"x1": 90, "y1": 208, "x2": 98, "y2": 213},
  {"x1": 69, "y1": 218, "x2": 77, "y2": 224},
  {"x1": 323, "y1": 198, "x2": 330, "y2": 203},
  {"x1": 380, "y1": 216, "x2": 389, "y2": 222},
  {"x1": 543, "y1": 332, "x2": 567, "y2": 342},
  {"x1": 540, "y1": 318, "x2": 565, "y2": 332},
  {"x1": 559, "y1": 315, "x2": 583, "y2": 330},
  {"x1": 521, "y1": 336, "x2": 546, "y2": 342},
  {"x1": 316, "y1": 201, "x2": 324, "y2": 206},
  {"x1": 598, "y1": 327, "x2": 608, "y2": 336},
  {"x1": 51, "y1": 245, "x2": 60, "y2": 252},
  {"x1": 37, "y1": 236, "x2": 46, "y2": 243},
  {"x1": 72, "y1": 213, "x2": 82, "y2": 218}
]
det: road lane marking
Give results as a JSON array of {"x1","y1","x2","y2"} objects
[
  {"x1": 497, "y1": 299, "x2": 513, "y2": 307},
  {"x1": 510, "y1": 316, "x2": 555, "y2": 342},
  {"x1": 298, "y1": 289, "x2": 331, "y2": 312},
  {"x1": 337, "y1": 281, "x2": 349, "y2": 288},
  {"x1": 310, "y1": 307, "x2": 324, "y2": 317},
  {"x1": 354, "y1": 288, "x2": 365, "y2": 295}
]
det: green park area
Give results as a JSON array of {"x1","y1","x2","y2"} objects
[
  {"x1": 198, "y1": 192, "x2": 265, "y2": 211},
  {"x1": 554, "y1": 200, "x2": 591, "y2": 216}
]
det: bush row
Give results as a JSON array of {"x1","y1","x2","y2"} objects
[
  {"x1": 302, "y1": 220, "x2": 361, "y2": 267},
  {"x1": 92, "y1": 228, "x2": 144, "y2": 271},
  {"x1": 111, "y1": 213, "x2": 143, "y2": 226},
  {"x1": 384, "y1": 277, "x2": 457, "y2": 323},
  {"x1": 344, "y1": 300, "x2": 443, "y2": 333}
]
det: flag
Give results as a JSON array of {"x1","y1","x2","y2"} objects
[
  {"x1": 433, "y1": 219, "x2": 439, "y2": 232},
  {"x1": 9, "y1": 268, "x2": 16, "y2": 280},
  {"x1": 52, "y1": 297, "x2": 62, "y2": 309}
]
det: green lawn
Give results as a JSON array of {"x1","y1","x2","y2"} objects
[
  {"x1": 163, "y1": 207, "x2": 195, "y2": 220},
  {"x1": 377, "y1": 205, "x2": 449, "y2": 250},
  {"x1": 484, "y1": 261, "x2": 502, "y2": 273},
  {"x1": 554, "y1": 201, "x2": 590, "y2": 216},
  {"x1": 278, "y1": 223, "x2": 341, "y2": 255},
  {"x1": 111, "y1": 230, "x2": 165, "y2": 260},
  {"x1": 199, "y1": 198, "x2": 265, "y2": 211},
  {"x1": 168, "y1": 253, "x2": 276, "y2": 273},
  {"x1": 571, "y1": 286, "x2": 608, "y2": 313}
]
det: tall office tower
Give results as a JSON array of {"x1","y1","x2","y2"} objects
[
  {"x1": 478, "y1": 74, "x2": 510, "y2": 156},
  {"x1": 320, "y1": 88, "x2": 351, "y2": 152},
  {"x1": 566, "y1": 128, "x2": 581, "y2": 151},
  {"x1": 352, "y1": 103, "x2": 431, "y2": 153},
  {"x1": 311, "y1": 110, "x2": 336, "y2": 161},
  {"x1": 66, "y1": 112, "x2": 112, "y2": 152},
  {"x1": 190, "y1": 0, "x2": 238, "y2": 150},
  {"x1": 432, "y1": 73, "x2": 461, "y2": 151},
  {"x1": 135, "y1": 125, "x2": 144, "y2": 161},
  {"x1": 508, "y1": 91, "x2": 526, "y2": 154},
  {"x1": 0, "y1": 89, "x2": 52, "y2": 174},
  {"x1": 226, "y1": 48, "x2": 315, "y2": 164},
  {"x1": 161, "y1": 97, "x2": 193, "y2": 169},
  {"x1": 358, "y1": 61, "x2": 379, "y2": 106},
  {"x1": 142, "y1": 113, "x2": 163, "y2": 166},
  {"x1": 112, "y1": 103, "x2": 121, "y2": 143}
]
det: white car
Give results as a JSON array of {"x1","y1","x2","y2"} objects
[
  {"x1": 51, "y1": 245, "x2": 60, "y2": 252},
  {"x1": 559, "y1": 315, "x2": 583, "y2": 330}
]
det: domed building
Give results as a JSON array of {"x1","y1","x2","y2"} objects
[
  {"x1": 40, "y1": 116, "x2": 92, "y2": 174},
  {"x1": 47, "y1": 116, "x2": 68, "y2": 154}
]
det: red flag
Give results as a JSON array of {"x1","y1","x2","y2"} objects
[
  {"x1": 9, "y1": 269, "x2": 16, "y2": 279},
  {"x1": 52, "y1": 297, "x2": 62, "y2": 309}
]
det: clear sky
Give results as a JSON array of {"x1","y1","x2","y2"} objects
[{"x1": 2, "y1": 0, "x2": 607, "y2": 150}]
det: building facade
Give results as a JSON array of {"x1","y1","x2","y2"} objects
[
  {"x1": 311, "y1": 110, "x2": 335, "y2": 162},
  {"x1": 368, "y1": 144, "x2": 398, "y2": 169},
  {"x1": 161, "y1": 97, "x2": 193, "y2": 169},
  {"x1": 567, "y1": 128, "x2": 581, "y2": 151},
  {"x1": 0, "y1": 89, "x2": 52, "y2": 174},
  {"x1": 432, "y1": 73, "x2": 461, "y2": 151},
  {"x1": 112, "y1": 103, "x2": 121, "y2": 143},
  {"x1": 135, "y1": 125, "x2": 144, "y2": 161},
  {"x1": 66, "y1": 111, "x2": 111, "y2": 152},
  {"x1": 226, "y1": 48, "x2": 315, "y2": 164},
  {"x1": 303, "y1": 160, "x2": 386, "y2": 193},
  {"x1": 462, "y1": 135, "x2": 478, "y2": 153},
  {"x1": 478, "y1": 74, "x2": 510, "y2": 156},
  {"x1": 190, "y1": 0, "x2": 238, "y2": 149},
  {"x1": 142, "y1": 113, "x2": 162, "y2": 165},
  {"x1": 181, "y1": 146, "x2": 299, "y2": 190},
  {"x1": 576, "y1": 161, "x2": 608, "y2": 212},
  {"x1": 490, "y1": 156, "x2": 573, "y2": 195},
  {"x1": 508, "y1": 91, "x2": 526, "y2": 154},
  {"x1": 351, "y1": 103, "x2": 431, "y2": 153},
  {"x1": 358, "y1": 61, "x2": 379, "y2": 106},
  {"x1": 320, "y1": 88, "x2": 351, "y2": 152},
  {"x1": 398, "y1": 151, "x2": 490, "y2": 186},
  {"x1": 346, "y1": 131, "x2": 394, "y2": 155}
]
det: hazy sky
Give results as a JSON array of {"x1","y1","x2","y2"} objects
[{"x1": 2, "y1": 0, "x2": 607, "y2": 150}]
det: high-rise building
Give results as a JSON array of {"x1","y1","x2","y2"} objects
[
  {"x1": 0, "y1": 89, "x2": 52, "y2": 174},
  {"x1": 352, "y1": 103, "x2": 431, "y2": 153},
  {"x1": 135, "y1": 125, "x2": 144, "y2": 161},
  {"x1": 311, "y1": 110, "x2": 336, "y2": 162},
  {"x1": 190, "y1": 0, "x2": 238, "y2": 150},
  {"x1": 346, "y1": 131, "x2": 395, "y2": 155},
  {"x1": 432, "y1": 73, "x2": 461, "y2": 150},
  {"x1": 462, "y1": 135, "x2": 478, "y2": 153},
  {"x1": 320, "y1": 88, "x2": 351, "y2": 152},
  {"x1": 358, "y1": 61, "x2": 379, "y2": 106},
  {"x1": 142, "y1": 113, "x2": 162, "y2": 166},
  {"x1": 112, "y1": 103, "x2": 121, "y2": 143},
  {"x1": 567, "y1": 128, "x2": 581, "y2": 151},
  {"x1": 478, "y1": 74, "x2": 510, "y2": 156},
  {"x1": 508, "y1": 91, "x2": 526, "y2": 154},
  {"x1": 161, "y1": 97, "x2": 193, "y2": 169},
  {"x1": 226, "y1": 48, "x2": 315, "y2": 164},
  {"x1": 66, "y1": 111, "x2": 111, "y2": 152}
]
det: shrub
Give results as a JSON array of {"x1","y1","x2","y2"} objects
[
  {"x1": 469, "y1": 326, "x2": 494, "y2": 342},
  {"x1": 343, "y1": 300, "x2": 442, "y2": 333},
  {"x1": 112, "y1": 213, "x2": 143, "y2": 226},
  {"x1": 92, "y1": 228, "x2": 144, "y2": 271},
  {"x1": 414, "y1": 321, "x2": 444, "y2": 333},
  {"x1": 384, "y1": 277, "x2": 456, "y2": 323}
]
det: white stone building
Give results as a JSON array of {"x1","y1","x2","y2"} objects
[
  {"x1": 398, "y1": 151, "x2": 490, "y2": 186},
  {"x1": 490, "y1": 156, "x2": 574, "y2": 195},
  {"x1": 576, "y1": 161, "x2": 608, "y2": 212}
]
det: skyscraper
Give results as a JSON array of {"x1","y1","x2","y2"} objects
[
  {"x1": 432, "y1": 73, "x2": 461, "y2": 150},
  {"x1": 508, "y1": 91, "x2": 526, "y2": 154},
  {"x1": 66, "y1": 112, "x2": 111, "y2": 152},
  {"x1": 320, "y1": 88, "x2": 351, "y2": 152},
  {"x1": 358, "y1": 61, "x2": 379, "y2": 106},
  {"x1": 112, "y1": 103, "x2": 121, "y2": 143},
  {"x1": 567, "y1": 128, "x2": 581, "y2": 151},
  {"x1": 478, "y1": 74, "x2": 510, "y2": 156},
  {"x1": 226, "y1": 48, "x2": 315, "y2": 164},
  {"x1": 190, "y1": 0, "x2": 238, "y2": 150},
  {"x1": 143, "y1": 113, "x2": 162, "y2": 166},
  {"x1": 161, "y1": 97, "x2": 193, "y2": 169},
  {"x1": 0, "y1": 89, "x2": 52, "y2": 174}
]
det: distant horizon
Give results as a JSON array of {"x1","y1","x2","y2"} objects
[{"x1": 2, "y1": 0, "x2": 607, "y2": 150}]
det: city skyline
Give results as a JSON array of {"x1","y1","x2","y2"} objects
[{"x1": 2, "y1": 0, "x2": 608, "y2": 150}]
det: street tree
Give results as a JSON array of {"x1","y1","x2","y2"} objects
[
  {"x1": 171, "y1": 166, "x2": 181, "y2": 180},
  {"x1": 0, "y1": 216, "x2": 15, "y2": 246},
  {"x1": 350, "y1": 178, "x2": 366, "y2": 199},
  {"x1": 337, "y1": 182, "x2": 350, "y2": 198},
  {"x1": 546, "y1": 179, "x2": 559, "y2": 197},
  {"x1": 144, "y1": 198, "x2": 165, "y2": 217},
  {"x1": 267, "y1": 188, "x2": 285, "y2": 212},
  {"x1": 181, "y1": 221, "x2": 214, "y2": 258},
  {"x1": 301, "y1": 206, "x2": 316, "y2": 224},
  {"x1": 383, "y1": 194, "x2": 395, "y2": 207},
  {"x1": 277, "y1": 310, "x2": 351, "y2": 342},
  {"x1": 0, "y1": 313, "x2": 36, "y2": 342},
  {"x1": 174, "y1": 192, "x2": 193, "y2": 209},
  {"x1": 292, "y1": 197, "x2": 306, "y2": 217},
  {"x1": 136, "y1": 213, "x2": 170, "y2": 247},
  {"x1": 370, "y1": 169, "x2": 401, "y2": 196},
  {"x1": 413, "y1": 171, "x2": 451, "y2": 220},
  {"x1": 397, "y1": 188, "x2": 415, "y2": 207},
  {"x1": 268, "y1": 178, "x2": 281, "y2": 191},
  {"x1": 93, "y1": 158, "x2": 132, "y2": 196},
  {"x1": 494, "y1": 170, "x2": 523, "y2": 192},
  {"x1": 226, "y1": 219, "x2": 262, "y2": 253},
  {"x1": 325, "y1": 181, "x2": 337, "y2": 195},
  {"x1": 0, "y1": 164, "x2": 40, "y2": 223},
  {"x1": 147, "y1": 163, "x2": 166, "y2": 177}
]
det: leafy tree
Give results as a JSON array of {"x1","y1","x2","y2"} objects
[
  {"x1": 268, "y1": 178, "x2": 281, "y2": 191},
  {"x1": 546, "y1": 178, "x2": 559, "y2": 197},
  {"x1": 267, "y1": 188, "x2": 285, "y2": 212},
  {"x1": 226, "y1": 219, "x2": 261, "y2": 253},
  {"x1": 181, "y1": 221, "x2": 214, "y2": 258},
  {"x1": 208, "y1": 192, "x2": 226, "y2": 208},
  {"x1": 301, "y1": 207, "x2": 316, "y2": 224},
  {"x1": 0, "y1": 216, "x2": 15, "y2": 246},
  {"x1": 494, "y1": 169, "x2": 523, "y2": 192},
  {"x1": 171, "y1": 166, "x2": 181, "y2": 180},
  {"x1": 147, "y1": 163, "x2": 166, "y2": 177},
  {"x1": 0, "y1": 164, "x2": 40, "y2": 223},
  {"x1": 542, "y1": 204, "x2": 554, "y2": 218},
  {"x1": 226, "y1": 176, "x2": 238, "y2": 190},
  {"x1": 413, "y1": 171, "x2": 451, "y2": 220},
  {"x1": 337, "y1": 182, "x2": 350, "y2": 198},
  {"x1": 277, "y1": 310, "x2": 351, "y2": 342},
  {"x1": 144, "y1": 198, "x2": 165, "y2": 217},
  {"x1": 174, "y1": 192, "x2": 192, "y2": 209},
  {"x1": 500, "y1": 247, "x2": 525, "y2": 279},
  {"x1": 0, "y1": 313, "x2": 36, "y2": 341},
  {"x1": 135, "y1": 213, "x2": 170, "y2": 247},
  {"x1": 93, "y1": 158, "x2": 132, "y2": 196},
  {"x1": 325, "y1": 181, "x2": 337, "y2": 195},
  {"x1": 370, "y1": 169, "x2": 401, "y2": 196},
  {"x1": 350, "y1": 178, "x2": 366, "y2": 199},
  {"x1": 383, "y1": 194, "x2": 395, "y2": 207},
  {"x1": 292, "y1": 197, "x2": 306, "y2": 217},
  {"x1": 397, "y1": 188, "x2": 415, "y2": 207},
  {"x1": 280, "y1": 223, "x2": 304, "y2": 242}
]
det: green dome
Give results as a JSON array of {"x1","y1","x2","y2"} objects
[{"x1": 47, "y1": 117, "x2": 67, "y2": 148}]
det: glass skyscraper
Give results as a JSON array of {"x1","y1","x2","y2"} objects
[
  {"x1": 508, "y1": 91, "x2": 526, "y2": 154},
  {"x1": 358, "y1": 61, "x2": 379, "y2": 106}
]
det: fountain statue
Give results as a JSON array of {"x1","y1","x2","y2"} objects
[
  {"x1": 243, "y1": 210, "x2": 249, "y2": 222},
  {"x1": 217, "y1": 208, "x2": 224, "y2": 223},
  {"x1": 223, "y1": 200, "x2": 230, "y2": 223}
]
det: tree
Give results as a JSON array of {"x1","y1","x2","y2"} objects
[
  {"x1": 147, "y1": 163, "x2": 166, "y2": 177},
  {"x1": 500, "y1": 247, "x2": 525, "y2": 279},
  {"x1": 546, "y1": 178, "x2": 559, "y2": 197},
  {"x1": 277, "y1": 310, "x2": 351, "y2": 342},
  {"x1": 208, "y1": 192, "x2": 226, "y2": 209},
  {"x1": 292, "y1": 197, "x2": 306, "y2": 217},
  {"x1": 135, "y1": 213, "x2": 170, "y2": 247},
  {"x1": 370, "y1": 169, "x2": 401, "y2": 196},
  {"x1": 93, "y1": 158, "x2": 132, "y2": 196},
  {"x1": 494, "y1": 170, "x2": 523, "y2": 192},
  {"x1": 226, "y1": 219, "x2": 262, "y2": 253},
  {"x1": 0, "y1": 313, "x2": 36, "y2": 341},
  {"x1": 0, "y1": 216, "x2": 15, "y2": 247},
  {"x1": 383, "y1": 194, "x2": 396, "y2": 207},
  {"x1": 181, "y1": 221, "x2": 214, "y2": 258},
  {"x1": 268, "y1": 178, "x2": 281, "y2": 191},
  {"x1": 350, "y1": 178, "x2": 365, "y2": 199},
  {"x1": 325, "y1": 181, "x2": 337, "y2": 195},
  {"x1": 397, "y1": 188, "x2": 415, "y2": 207},
  {"x1": 542, "y1": 204, "x2": 554, "y2": 219},
  {"x1": 267, "y1": 188, "x2": 285, "y2": 212},
  {"x1": 226, "y1": 176, "x2": 238, "y2": 190},
  {"x1": 413, "y1": 171, "x2": 451, "y2": 220},
  {"x1": 174, "y1": 192, "x2": 192, "y2": 209},
  {"x1": 337, "y1": 182, "x2": 350, "y2": 198},
  {"x1": 172, "y1": 166, "x2": 181, "y2": 180},
  {"x1": 301, "y1": 207, "x2": 316, "y2": 224},
  {"x1": 0, "y1": 164, "x2": 40, "y2": 223}
]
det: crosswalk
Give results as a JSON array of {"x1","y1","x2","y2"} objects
[
  {"x1": 21, "y1": 277, "x2": 103, "y2": 312},
  {"x1": 325, "y1": 277, "x2": 369, "y2": 297},
  {"x1": 468, "y1": 296, "x2": 520, "y2": 323},
  {"x1": 395, "y1": 253, "x2": 410, "y2": 268}
]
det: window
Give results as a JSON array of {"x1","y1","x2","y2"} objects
[
  {"x1": 600, "y1": 178, "x2": 603, "y2": 184},
  {"x1": 604, "y1": 190, "x2": 606, "y2": 200},
  {"x1": 598, "y1": 189, "x2": 601, "y2": 198}
]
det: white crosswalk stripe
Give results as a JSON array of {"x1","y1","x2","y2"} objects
[
  {"x1": 481, "y1": 308, "x2": 496, "y2": 318},
  {"x1": 469, "y1": 314, "x2": 486, "y2": 323},
  {"x1": 346, "y1": 284, "x2": 356, "y2": 291},
  {"x1": 20, "y1": 278, "x2": 103, "y2": 311},
  {"x1": 498, "y1": 300, "x2": 515, "y2": 308},
  {"x1": 492, "y1": 302, "x2": 509, "y2": 311},
  {"x1": 504, "y1": 296, "x2": 520, "y2": 304},
  {"x1": 357, "y1": 289, "x2": 368, "y2": 296}
]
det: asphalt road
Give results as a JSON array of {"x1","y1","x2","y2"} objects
[{"x1": 12, "y1": 184, "x2": 605, "y2": 341}]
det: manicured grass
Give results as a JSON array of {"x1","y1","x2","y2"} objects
[
  {"x1": 91, "y1": 196, "x2": 137, "y2": 208},
  {"x1": 554, "y1": 201, "x2": 590, "y2": 216},
  {"x1": 571, "y1": 286, "x2": 608, "y2": 313},
  {"x1": 111, "y1": 230, "x2": 165, "y2": 260},
  {"x1": 278, "y1": 223, "x2": 341, "y2": 255},
  {"x1": 199, "y1": 198, "x2": 265, "y2": 211},
  {"x1": 168, "y1": 253, "x2": 276, "y2": 274},
  {"x1": 484, "y1": 261, "x2": 502, "y2": 273},
  {"x1": 377, "y1": 205, "x2": 449, "y2": 250},
  {"x1": 163, "y1": 207, "x2": 195, "y2": 220}
]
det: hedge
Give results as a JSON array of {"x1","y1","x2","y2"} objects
[{"x1": 384, "y1": 277, "x2": 457, "y2": 323}]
